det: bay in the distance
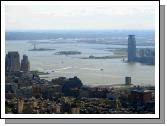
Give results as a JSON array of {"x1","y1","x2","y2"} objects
[{"x1": 5, "y1": 30, "x2": 155, "y2": 86}]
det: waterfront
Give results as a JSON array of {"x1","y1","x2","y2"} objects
[{"x1": 5, "y1": 38, "x2": 154, "y2": 86}]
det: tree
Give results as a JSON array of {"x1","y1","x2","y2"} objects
[{"x1": 62, "y1": 76, "x2": 83, "y2": 96}]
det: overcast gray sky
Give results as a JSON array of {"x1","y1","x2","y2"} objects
[{"x1": 5, "y1": 5, "x2": 155, "y2": 30}]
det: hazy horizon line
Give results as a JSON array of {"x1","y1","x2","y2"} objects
[{"x1": 6, "y1": 29, "x2": 155, "y2": 32}]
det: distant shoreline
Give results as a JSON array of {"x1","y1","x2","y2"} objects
[
  {"x1": 31, "y1": 70, "x2": 49, "y2": 75},
  {"x1": 80, "y1": 55, "x2": 126, "y2": 59},
  {"x1": 55, "y1": 51, "x2": 82, "y2": 55}
]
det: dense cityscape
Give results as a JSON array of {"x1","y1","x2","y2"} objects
[{"x1": 5, "y1": 35, "x2": 155, "y2": 114}]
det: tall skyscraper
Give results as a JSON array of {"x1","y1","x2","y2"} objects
[
  {"x1": 21, "y1": 54, "x2": 30, "y2": 72},
  {"x1": 128, "y1": 35, "x2": 136, "y2": 62},
  {"x1": 5, "y1": 54, "x2": 9, "y2": 72},
  {"x1": 6, "y1": 51, "x2": 20, "y2": 72}
]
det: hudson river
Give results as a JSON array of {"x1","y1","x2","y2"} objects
[{"x1": 5, "y1": 30, "x2": 155, "y2": 86}]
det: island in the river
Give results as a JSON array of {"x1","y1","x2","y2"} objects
[
  {"x1": 81, "y1": 55, "x2": 126, "y2": 59},
  {"x1": 28, "y1": 42, "x2": 56, "y2": 51},
  {"x1": 29, "y1": 48, "x2": 56, "y2": 51},
  {"x1": 80, "y1": 48, "x2": 127, "y2": 59},
  {"x1": 55, "y1": 51, "x2": 82, "y2": 55}
]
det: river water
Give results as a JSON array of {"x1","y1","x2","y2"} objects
[{"x1": 5, "y1": 37, "x2": 155, "y2": 86}]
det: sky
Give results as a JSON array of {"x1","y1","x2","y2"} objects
[{"x1": 5, "y1": 4, "x2": 155, "y2": 31}]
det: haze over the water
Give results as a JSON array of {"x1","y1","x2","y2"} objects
[{"x1": 5, "y1": 4, "x2": 155, "y2": 31}]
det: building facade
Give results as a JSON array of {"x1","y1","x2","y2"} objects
[
  {"x1": 125, "y1": 77, "x2": 131, "y2": 85},
  {"x1": 21, "y1": 54, "x2": 30, "y2": 72},
  {"x1": 128, "y1": 35, "x2": 136, "y2": 62},
  {"x1": 6, "y1": 52, "x2": 30, "y2": 72},
  {"x1": 6, "y1": 51, "x2": 20, "y2": 72}
]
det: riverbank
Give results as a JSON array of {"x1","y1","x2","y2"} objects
[{"x1": 31, "y1": 70, "x2": 49, "y2": 75}]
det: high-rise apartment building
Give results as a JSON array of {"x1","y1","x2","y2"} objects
[
  {"x1": 21, "y1": 54, "x2": 30, "y2": 72},
  {"x1": 128, "y1": 35, "x2": 136, "y2": 62},
  {"x1": 6, "y1": 51, "x2": 20, "y2": 72}
]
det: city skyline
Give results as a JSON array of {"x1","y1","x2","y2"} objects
[
  {"x1": 5, "y1": 50, "x2": 155, "y2": 115},
  {"x1": 2, "y1": 1, "x2": 159, "y2": 118}
]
